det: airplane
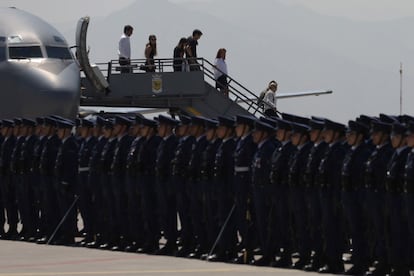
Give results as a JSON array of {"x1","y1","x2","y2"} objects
[{"x1": 0, "y1": 7, "x2": 80, "y2": 120}]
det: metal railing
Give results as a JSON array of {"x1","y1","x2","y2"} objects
[{"x1": 91, "y1": 58, "x2": 265, "y2": 117}]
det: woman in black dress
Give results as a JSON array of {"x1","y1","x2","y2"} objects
[
  {"x1": 173, "y1": 37, "x2": 187, "y2": 72},
  {"x1": 144, "y1": 35, "x2": 157, "y2": 72}
]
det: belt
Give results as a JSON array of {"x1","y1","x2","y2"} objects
[
  {"x1": 79, "y1": 167, "x2": 90, "y2": 173},
  {"x1": 234, "y1": 166, "x2": 250, "y2": 173}
]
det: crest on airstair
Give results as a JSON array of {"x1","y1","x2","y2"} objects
[{"x1": 152, "y1": 74, "x2": 163, "y2": 94}]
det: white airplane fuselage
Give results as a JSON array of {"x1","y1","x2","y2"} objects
[{"x1": 0, "y1": 7, "x2": 80, "y2": 120}]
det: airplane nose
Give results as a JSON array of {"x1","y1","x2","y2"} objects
[{"x1": 1, "y1": 61, "x2": 80, "y2": 119}]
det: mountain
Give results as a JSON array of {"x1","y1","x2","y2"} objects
[{"x1": 60, "y1": 0, "x2": 413, "y2": 122}]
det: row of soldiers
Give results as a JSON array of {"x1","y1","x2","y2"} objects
[{"x1": 0, "y1": 112, "x2": 414, "y2": 275}]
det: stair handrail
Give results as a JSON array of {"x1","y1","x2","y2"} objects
[
  {"x1": 90, "y1": 58, "x2": 265, "y2": 116},
  {"x1": 200, "y1": 58, "x2": 264, "y2": 116}
]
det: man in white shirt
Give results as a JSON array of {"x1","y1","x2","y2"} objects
[{"x1": 118, "y1": 25, "x2": 133, "y2": 73}]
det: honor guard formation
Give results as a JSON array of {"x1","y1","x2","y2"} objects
[{"x1": 1, "y1": 113, "x2": 414, "y2": 276}]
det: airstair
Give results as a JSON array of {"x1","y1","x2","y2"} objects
[{"x1": 79, "y1": 57, "x2": 264, "y2": 117}]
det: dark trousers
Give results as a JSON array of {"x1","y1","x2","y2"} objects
[
  {"x1": 0, "y1": 188, "x2": 5, "y2": 234},
  {"x1": 175, "y1": 175, "x2": 193, "y2": 249},
  {"x1": 77, "y1": 172, "x2": 94, "y2": 237},
  {"x1": 319, "y1": 187, "x2": 344, "y2": 265},
  {"x1": 126, "y1": 174, "x2": 144, "y2": 244},
  {"x1": 0, "y1": 174, "x2": 18, "y2": 232},
  {"x1": 365, "y1": 189, "x2": 388, "y2": 264},
  {"x1": 252, "y1": 185, "x2": 271, "y2": 256},
  {"x1": 264, "y1": 109, "x2": 278, "y2": 117},
  {"x1": 404, "y1": 193, "x2": 414, "y2": 263},
  {"x1": 156, "y1": 177, "x2": 177, "y2": 245},
  {"x1": 140, "y1": 174, "x2": 159, "y2": 247},
  {"x1": 56, "y1": 184, "x2": 77, "y2": 240},
  {"x1": 16, "y1": 173, "x2": 36, "y2": 236},
  {"x1": 290, "y1": 186, "x2": 311, "y2": 260},
  {"x1": 304, "y1": 187, "x2": 323, "y2": 259},
  {"x1": 189, "y1": 180, "x2": 207, "y2": 250},
  {"x1": 234, "y1": 173, "x2": 252, "y2": 251},
  {"x1": 386, "y1": 193, "x2": 409, "y2": 269},
  {"x1": 342, "y1": 190, "x2": 369, "y2": 265},
  {"x1": 40, "y1": 175, "x2": 59, "y2": 237},
  {"x1": 119, "y1": 57, "x2": 131, "y2": 73}
]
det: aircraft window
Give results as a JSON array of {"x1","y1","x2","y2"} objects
[
  {"x1": 53, "y1": 36, "x2": 65, "y2": 43},
  {"x1": 0, "y1": 47, "x2": 5, "y2": 61},
  {"x1": 9, "y1": 46, "x2": 43, "y2": 59},
  {"x1": 46, "y1": 46, "x2": 73, "y2": 60}
]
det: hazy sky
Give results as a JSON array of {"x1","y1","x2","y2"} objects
[{"x1": 2, "y1": 0, "x2": 414, "y2": 23}]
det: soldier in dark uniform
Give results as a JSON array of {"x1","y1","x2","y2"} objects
[
  {"x1": 199, "y1": 118, "x2": 221, "y2": 259},
  {"x1": 288, "y1": 122, "x2": 313, "y2": 269},
  {"x1": 403, "y1": 121, "x2": 414, "y2": 267},
  {"x1": 37, "y1": 117, "x2": 61, "y2": 244},
  {"x1": 86, "y1": 116, "x2": 109, "y2": 248},
  {"x1": 77, "y1": 119, "x2": 97, "y2": 246},
  {"x1": 302, "y1": 119, "x2": 328, "y2": 271},
  {"x1": 124, "y1": 115, "x2": 145, "y2": 252},
  {"x1": 97, "y1": 118, "x2": 118, "y2": 249},
  {"x1": 250, "y1": 119, "x2": 278, "y2": 265},
  {"x1": 0, "y1": 122, "x2": 4, "y2": 238},
  {"x1": 14, "y1": 119, "x2": 38, "y2": 240},
  {"x1": 53, "y1": 120, "x2": 79, "y2": 245},
  {"x1": 208, "y1": 116, "x2": 237, "y2": 262},
  {"x1": 154, "y1": 115, "x2": 179, "y2": 255},
  {"x1": 385, "y1": 122, "x2": 410, "y2": 276},
  {"x1": 136, "y1": 118, "x2": 162, "y2": 253},
  {"x1": 187, "y1": 116, "x2": 210, "y2": 258},
  {"x1": 340, "y1": 120, "x2": 373, "y2": 275},
  {"x1": 257, "y1": 118, "x2": 293, "y2": 267},
  {"x1": 108, "y1": 116, "x2": 133, "y2": 251},
  {"x1": 364, "y1": 120, "x2": 393, "y2": 275},
  {"x1": 172, "y1": 115, "x2": 196, "y2": 257},
  {"x1": 0, "y1": 120, "x2": 18, "y2": 239},
  {"x1": 30, "y1": 117, "x2": 48, "y2": 241},
  {"x1": 317, "y1": 119, "x2": 347, "y2": 274},
  {"x1": 231, "y1": 115, "x2": 257, "y2": 264}
]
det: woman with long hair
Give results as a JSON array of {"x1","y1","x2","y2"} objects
[
  {"x1": 173, "y1": 37, "x2": 188, "y2": 72},
  {"x1": 213, "y1": 48, "x2": 228, "y2": 97},
  {"x1": 144, "y1": 34, "x2": 157, "y2": 72}
]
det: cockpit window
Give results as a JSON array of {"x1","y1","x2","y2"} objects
[
  {"x1": 46, "y1": 46, "x2": 73, "y2": 60},
  {"x1": 9, "y1": 46, "x2": 43, "y2": 59},
  {"x1": 0, "y1": 47, "x2": 6, "y2": 61}
]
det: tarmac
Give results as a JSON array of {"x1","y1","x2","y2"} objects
[{"x1": 0, "y1": 240, "x2": 323, "y2": 276}]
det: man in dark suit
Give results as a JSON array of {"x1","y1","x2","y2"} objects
[
  {"x1": 385, "y1": 122, "x2": 410, "y2": 276},
  {"x1": 303, "y1": 119, "x2": 328, "y2": 271},
  {"x1": 317, "y1": 119, "x2": 347, "y2": 274},
  {"x1": 364, "y1": 120, "x2": 394, "y2": 275},
  {"x1": 208, "y1": 116, "x2": 237, "y2": 262},
  {"x1": 77, "y1": 119, "x2": 98, "y2": 246},
  {"x1": 172, "y1": 115, "x2": 196, "y2": 257},
  {"x1": 288, "y1": 122, "x2": 313, "y2": 269},
  {"x1": 155, "y1": 115, "x2": 179, "y2": 255},
  {"x1": 108, "y1": 116, "x2": 133, "y2": 251},
  {"x1": 136, "y1": 118, "x2": 162, "y2": 253},
  {"x1": 187, "y1": 116, "x2": 210, "y2": 258},
  {"x1": 15, "y1": 119, "x2": 39, "y2": 241},
  {"x1": 0, "y1": 120, "x2": 18, "y2": 239},
  {"x1": 231, "y1": 115, "x2": 257, "y2": 264},
  {"x1": 53, "y1": 119, "x2": 79, "y2": 245},
  {"x1": 340, "y1": 120, "x2": 373, "y2": 275},
  {"x1": 250, "y1": 119, "x2": 278, "y2": 265}
]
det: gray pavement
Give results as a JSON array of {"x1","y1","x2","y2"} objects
[{"x1": 0, "y1": 240, "x2": 322, "y2": 276}]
